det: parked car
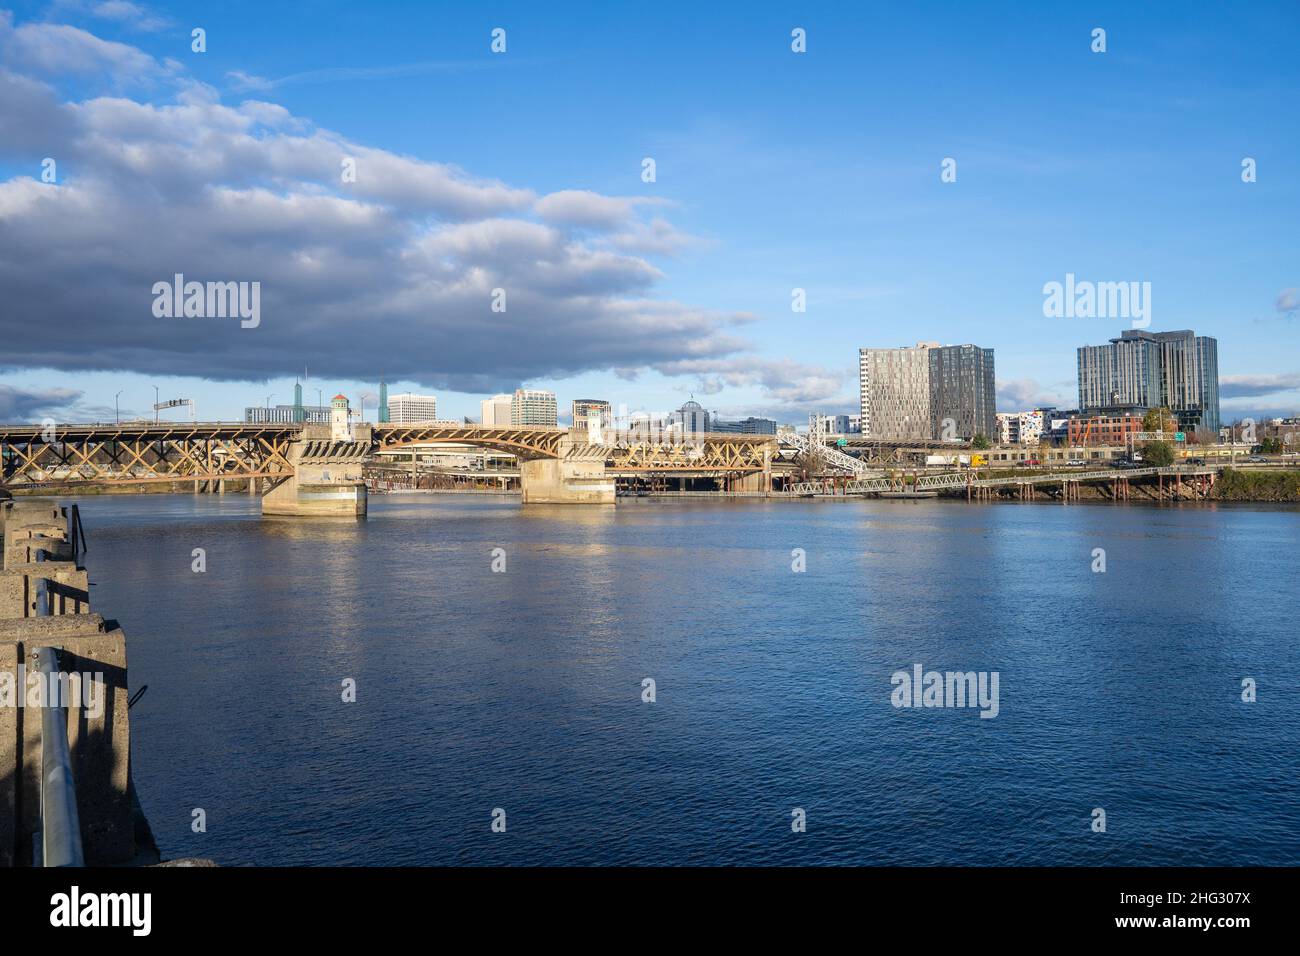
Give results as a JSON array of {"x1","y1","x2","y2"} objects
[{"x1": 1066, "y1": 458, "x2": 1086, "y2": 466}]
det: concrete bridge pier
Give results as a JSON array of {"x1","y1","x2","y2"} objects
[
  {"x1": 520, "y1": 437, "x2": 615, "y2": 505},
  {"x1": 262, "y1": 438, "x2": 368, "y2": 517}
]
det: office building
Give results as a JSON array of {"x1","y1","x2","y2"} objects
[
  {"x1": 386, "y1": 393, "x2": 438, "y2": 424},
  {"x1": 710, "y1": 417, "x2": 778, "y2": 435},
  {"x1": 511, "y1": 389, "x2": 558, "y2": 426},
  {"x1": 671, "y1": 399, "x2": 710, "y2": 433},
  {"x1": 245, "y1": 404, "x2": 330, "y2": 424},
  {"x1": 481, "y1": 394, "x2": 513, "y2": 426}
]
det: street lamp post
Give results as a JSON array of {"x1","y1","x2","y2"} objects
[
  {"x1": 115, "y1": 390, "x2": 122, "y2": 425},
  {"x1": 154, "y1": 386, "x2": 159, "y2": 424}
]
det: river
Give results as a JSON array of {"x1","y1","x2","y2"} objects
[{"x1": 66, "y1": 493, "x2": 1300, "y2": 865}]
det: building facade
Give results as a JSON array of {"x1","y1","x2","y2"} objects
[
  {"x1": 571, "y1": 399, "x2": 611, "y2": 428},
  {"x1": 710, "y1": 416, "x2": 778, "y2": 435},
  {"x1": 858, "y1": 343, "x2": 937, "y2": 439},
  {"x1": 671, "y1": 400, "x2": 710, "y2": 433},
  {"x1": 386, "y1": 393, "x2": 438, "y2": 424},
  {"x1": 1067, "y1": 412, "x2": 1145, "y2": 447},
  {"x1": 996, "y1": 410, "x2": 1044, "y2": 445},
  {"x1": 1077, "y1": 330, "x2": 1220, "y2": 434},
  {"x1": 511, "y1": 389, "x2": 558, "y2": 426},
  {"x1": 480, "y1": 394, "x2": 513, "y2": 426},
  {"x1": 929, "y1": 344, "x2": 997, "y2": 441},
  {"x1": 244, "y1": 404, "x2": 330, "y2": 424}
]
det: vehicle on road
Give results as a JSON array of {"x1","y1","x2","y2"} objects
[
  {"x1": 1246, "y1": 456, "x2": 1268, "y2": 463},
  {"x1": 1066, "y1": 458, "x2": 1086, "y2": 466}
]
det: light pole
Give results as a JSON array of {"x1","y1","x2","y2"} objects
[
  {"x1": 317, "y1": 389, "x2": 322, "y2": 424},
  {"x1": 153, "y1": 386, "x2": 159, "y2": 424},
  {"x1": 115, "y1": 390, "x2": 122, "y2": 425}
]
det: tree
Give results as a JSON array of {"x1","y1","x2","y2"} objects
[
  {"x1": 1141, "y1": 407, "x2": 1178, "y2": 434},
  {"x1": 1258, "y1": 436, "x2": 1283, "y2": 455},
  {"x1": 1143, "y1": 440, "x2": 1176, "y2": 467},
  {"x1": 971, "y1": 433, "x2": 993, "y2": 450}
]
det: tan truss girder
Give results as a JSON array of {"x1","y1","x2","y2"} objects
[{"x1": 0, "y1": 424, "x2": 298, "y2": 489}]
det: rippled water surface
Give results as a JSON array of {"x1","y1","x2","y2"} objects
[{"x1": 63, "y1": 492, "x2": 1300, "y2": 865}]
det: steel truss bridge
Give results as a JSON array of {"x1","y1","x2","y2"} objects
[
  {"x1": 0, "y1": 422, "x2": 781, "y2": 489},
  {"x1": 0, "y1": 423, "x2": 300, "y2": 489}
]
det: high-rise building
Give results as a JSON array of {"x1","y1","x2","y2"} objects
[
  {"x1": 511, "y1": 389, "x2": 558, "y2": 426},
  {"x1": 858, "y1": 343, "x2": 938, "y2": 439},
  {"x1": 378, "y1": 380, "x2": 389, "y2": 423},
  {"x1": 929, "y1": 344, "x2": 997, "y2": 441},
  {"x1": 1076, "y1": 330, "x2": 1219, "y2": 434},
  {"x1": 481, "y1": 394, "x2": 513, "y2": 426},
  {"x1": 386, "y1": 393, "x2": 438, "y2": 423},
  {"x1": 671, "y1": 399, "x2": 710, "y2": 433}
]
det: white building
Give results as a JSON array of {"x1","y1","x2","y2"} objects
[
  {"x1": 480, "y1": 394, "x2": 513, "y2": 426},
  {"x1": 386, "y1": 393, "x2": 438, "y2": 423},
  {"x1": 996, "y1": 410, "x2": 1045, "y2": 445},
  {"x1": 511, "y1": 389, "x2": 558, "y2": 426}
]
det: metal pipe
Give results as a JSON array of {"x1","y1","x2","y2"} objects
[
  {"x1": 33, "y1": 646, "x2": 84, "y2": 867},
  {"x1": 34, "y1": 548, "x2": 51, "y2": 617}
]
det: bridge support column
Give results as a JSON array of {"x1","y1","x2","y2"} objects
[
  {"x1": 520, "y1": 455, "x2": 614, "y2": 505},
  {"x1": 261, "y1": 441, "x2": 368, "y2": 517}
]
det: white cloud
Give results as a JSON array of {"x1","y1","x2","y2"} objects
[{"x1": 0, "y1": 14, "x2": 753, "y2": 396}]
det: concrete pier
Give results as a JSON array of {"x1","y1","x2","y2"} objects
[
  {"x1": 520, "y1": 453, "x2": 615, "y2": 505},
  {"x1": 0, "y1": 500, "x2": 150, "y2": 866}
]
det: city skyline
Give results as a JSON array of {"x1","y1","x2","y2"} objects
[{"x1": 1, "y1": 1, "x2": 1298, "y2": 426}]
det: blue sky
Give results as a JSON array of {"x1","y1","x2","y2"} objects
[{"x1": 1, "y1": 0, "x2": 1297, "y2": 424}]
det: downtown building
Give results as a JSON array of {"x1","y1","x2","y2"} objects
[
  {"x1": 671, "y1": 399, "x2": 710, "y2": 433},
  {"x1": 511, "y1": 389, "x2": 558, "y2": 426},
  {"x1": 480, "y1": 393, "x2": 513, "y2": 426},
  {"x1": 386, "y1": 393, "x2": 438, "y2": 423},
  {"x1": 858, "y1": 342, "x2": 996, "y2": 440},
  {"x1": 710, "y1": 416, "x2": 778, "y2": 435},
  {"x1": 1076, "y1": 330, "x2": 1219, "y2": 434}
]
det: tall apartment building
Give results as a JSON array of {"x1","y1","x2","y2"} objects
[
  {"x1": 511, "y1": 389, "x2": 558, "y2": 426},
  {"x1": 858, "y1": 343, "x2": 937, "y2": 439},
  {"x1": 929, "y1": 344, "x2": 997, "y2": 441},
  {"x1": 386, "y1": 393, "x2": 438, "y2": 423},
  {"x1": 858, "y1": 341, "x2": 996, "y2": 440},
  {"x1": 480, "y1": 394, "x2": 513, "y2": 426},
  {"x1": 1076, "y1": 330, "x2": 1219, "y2": 434}
]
